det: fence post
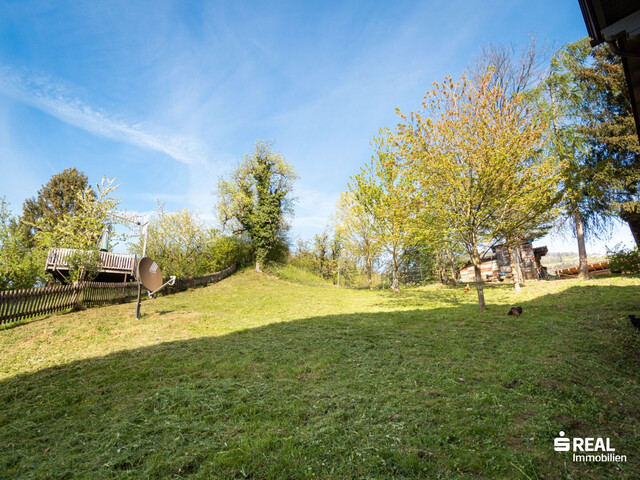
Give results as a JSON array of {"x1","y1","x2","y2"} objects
[{"x1": 71, "y1": 282, "x2": 82, "y2": 310}]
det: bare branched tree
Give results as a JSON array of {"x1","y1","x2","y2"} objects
[{"x1": 469, "y1": 37, "x2": 550, "y2": 110}]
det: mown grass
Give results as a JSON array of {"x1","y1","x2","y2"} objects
[
  {"x1": 0, "y1": 270, "x2": 639, "y2": 479},
  {"x1": 267, "y1": 263, "x2": 334, "y2": 287}
]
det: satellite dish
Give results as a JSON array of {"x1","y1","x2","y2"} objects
[{"x1": 137, "y1": 257, "x2": 163, "y2": 292}]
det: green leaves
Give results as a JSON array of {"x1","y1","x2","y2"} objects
[
  {"x1": 133, "y1": 205, "x2": 249, "y2": 279},
  {"x1": 19, "y1": 167, "x2": 91, "y2": 247},
  {"x1": 34, "y1": 177, "x2": 121, "y2": 251},
  {"x1": 217, "y1": 141, "x2": 297, "y2": 270},
  {"x1": 536, "y1": 38, "x2": 640, "y2": 242},
  {"x1": 400, "y1": 71, "x2": 561, "y2": 254},
  {"x1": 0, "y1": 197, "x2": 45, "y2": 290},
  {"x1": 348, "y1": 133, "x2": 417, "y2": 291}
]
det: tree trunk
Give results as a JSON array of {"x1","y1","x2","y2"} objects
[
  {"x1": 514, "y1": 249, "x2": 525, "y2": 286},
  {"x1": 574, "y1": 208, "x2": 589, "y2": 280},
  {"x1": 391, "y1": 260, "x2": 399, "y2": 292},
  {"x1": 619, "y1": 208, "x2": 640, "y2": 247},
  {"x1": 391, "y1": 250, "x2": 400, "y2": 292},
  {"x1": 470, "y1": 250, "x2": 486, "y2": 310},
  {"x1": 509, "y1": 245, "x2": 521, "y2": 292},
  {"x1": 447, "y1": 247, "x2": 457, "y2": 285},
  {"x1": 449, "y1": 261, "x2": 457, "y2": 284},
  {"x1": 255, "y1": 260, "x2": 262, "y2": 273},
  {"x1": 71, "y1": 282, "x2": 82, "y2": 311}
]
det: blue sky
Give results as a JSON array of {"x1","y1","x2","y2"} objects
[{"x1": 0, "y1": 0, "x2": 634, "y2": 253}]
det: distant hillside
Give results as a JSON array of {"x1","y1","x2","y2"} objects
[{"x1": 541, "y1": 251, "x2": 608, "y2": 272}]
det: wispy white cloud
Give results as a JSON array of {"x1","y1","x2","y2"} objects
[
  {"x1": 0, "y1": 64, "x2": 204, "y2": 165},
  {"x1": 290, "y1": 187, "x2": 339, "y2": 238}
]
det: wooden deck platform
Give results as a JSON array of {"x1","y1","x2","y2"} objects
[
  {"x1": 555, "y1": 261, "x2": 611, "y2": 278},
  {"x1": 45, "y1": 248, "x2": 136, "y2": 283}
]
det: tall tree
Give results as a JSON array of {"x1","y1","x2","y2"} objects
[
  {"x1": 576, "y1": 42, "x2": 640, "y2": 243},
  {"x1": 217, "y1": 141, "x2": 297, "y2": 272},
  {"x1": 397, "y1": 72, "x2": 562, "y2": 309},
  {"x1": 350, "y1": 134, "x2": 416, "y2": 292},
  {"x1": 19, "y1": 167, "x2": 91, "y2": 246},
  {"x1": 35, "y1": 177, "x2": 120, "y2": 250},
  {"x1": 34, "y1": 177, "x2": 121, "y2": 283},
  {"x1": 536, "y1": 39, "x2": 640, "y2": 278},
  {"x1": 470, "y1": 37, "x2": 549, "y2": 109},
  {"x1": 470, "y1": 38, "x2": 557, "y2": 290}
]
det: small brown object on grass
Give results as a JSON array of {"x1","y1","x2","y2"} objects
[{"x1": 507, "y1": 306, "x2": 523, "y2": 316}]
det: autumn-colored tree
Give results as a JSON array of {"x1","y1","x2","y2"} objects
[
  {"x1": 397, "y1": 72, "x2": 562, "y2": 309},
  {"x1": 217, "y1": 141, "x2": 297, "y2": 272},
  {"x1": 349, "y1": 134, "x2": 416, "y2": 292},
  {"x1": 469, "y1": 38, "x2": 557, "y2": 291}
]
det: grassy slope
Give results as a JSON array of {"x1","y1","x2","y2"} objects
[{"x1": 0, "y1": 270, "x2": 639, "y2": 479}]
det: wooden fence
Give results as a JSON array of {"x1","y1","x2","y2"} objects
[
  {"x1": 0, "y1": 264, "x2": 237, "y2": 326},
  {"x1": 168, "y1": 265, "x2": 237, "y2": 294}
]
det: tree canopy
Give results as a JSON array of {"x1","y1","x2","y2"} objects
[
  {"x1": 332, "y1": 192, "x2": 381, "y2": 289},
  {"x1": 217, "y1": 141, "x2": 297, "y2": 272},
  {"x1": 19, "y1": 167, "x2": 91, "y2": 246},
  {"x1": 132, "y1": 204, "x2": 250, "y2": 279},
  {"x1": 535, "y1": 38, "x2": 640, "y2": 277},
  {"x1": 395, "y1": 72, "x2": 562, "y2": 308},
  {"x1": 0, "y1": 198, "x2": 43, "y2": 290},
  {"x1": 349, "y1": 134, "x2": 416, "y2": 292}
]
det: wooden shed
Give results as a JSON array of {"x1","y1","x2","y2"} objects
[
  {"x1": 492, "y1": 242, "x2": 548, "y2": 280},
  {"x1": 458, "y1": 242, "x2": 549, "y2": 282}
]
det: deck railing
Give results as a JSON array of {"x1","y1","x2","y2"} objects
[{"x1": 45, "y1": 248, "x2": 136, "y2": 276}]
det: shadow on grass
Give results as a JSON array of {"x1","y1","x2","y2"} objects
[{"x1": 0, "y1": 285, "x2": 639, "y2": 479}]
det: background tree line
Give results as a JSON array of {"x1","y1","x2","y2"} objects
[
  {"x1": 0, "y1": 167, "x2": 252, "y2": 290},
  {"x1": 3, "y1": 37, "x2": 638, "y2": 304},
  {"x1": 1, "y1": 140, "x2": 296, "y2": 291},
  {"x1": 322, "y1": 37, "x2": 639, "y2": 309}
]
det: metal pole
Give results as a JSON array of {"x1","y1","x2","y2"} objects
[{"x1": 135, "y1": 223, "x2": 148, "y2": 320}]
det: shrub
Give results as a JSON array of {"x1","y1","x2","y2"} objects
[
  {"x1": 608, "y1": 247, "x2": 640, "y2": 274},
  {"x1": 66, "y1": 249, "x2": 102, "y2": 283},
  {"x1": 132, "y1": 206, "x2": 252, "y2": 279},
  {"x1": 202, "y1": 234, "x2": 253, "y2": 273}
]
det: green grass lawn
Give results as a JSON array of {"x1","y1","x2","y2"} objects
[{"x1": 1, "y1": 270, "x2": 639, "y2": 479}]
